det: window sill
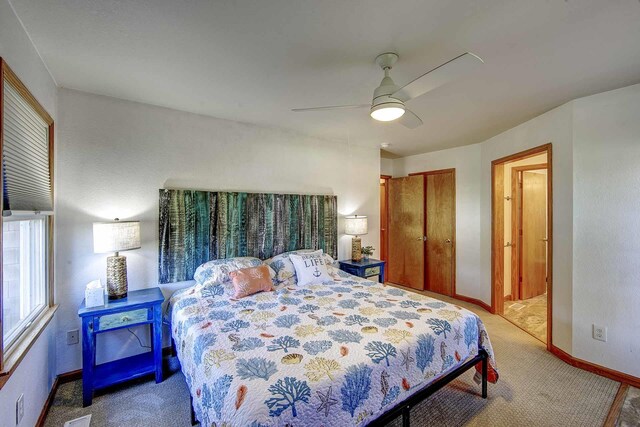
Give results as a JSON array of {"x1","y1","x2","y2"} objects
[{"x1": 0, "y1": 305, "x2": 58, "y2": 390}]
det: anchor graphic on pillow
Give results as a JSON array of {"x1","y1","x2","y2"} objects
[{"x1": 313, "y1": 267, "x2": 322, "y2": 278}]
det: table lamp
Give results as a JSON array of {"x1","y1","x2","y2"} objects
[
  {"x1": 93, "y1": 219, "x2": 140, "y2": 300},
  {"x1": 345, "y1": 215, "x2": 368, "y2": 262}
]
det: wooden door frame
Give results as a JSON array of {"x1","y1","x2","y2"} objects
[
  {"x1": 380, "y1": 175, "x2": 391, "y2": 282},
  {"x1": 491, "y1": 143, "x2": 553, "y2": 349},
  {"x1": 408, "y1": 168, "x2": 456, "y2": 296},
  {"x1": 510, "y1": 164, "x2": 548, "y2": 300}
]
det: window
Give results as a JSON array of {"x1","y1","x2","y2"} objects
[
  {"x1": 0, "y1": 58, "x2": 55, "y2": 377},
  {"x1": 2, "y1": 217, "x2": 48, "y2": 349}
]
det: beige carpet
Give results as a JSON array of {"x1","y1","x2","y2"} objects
[
  {"x1": 45, "y1": 290, "x2": 619, "y2": 427},
  {"x1": 503, "y1": 293, "x2": 547, "y2": 343}
]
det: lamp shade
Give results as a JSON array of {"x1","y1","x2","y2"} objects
[
  {"x1": 344, "y1": 215, "x2": 368, "y2": 236},
  {"x1": 93, "y1": 221, "x2": 141, "y2": 253}
]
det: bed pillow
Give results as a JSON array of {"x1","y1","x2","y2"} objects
[
  {"x1": 229, "y1": 265, "x2": 274, "y2": 299},
  {"x1": 289, "y1": 252, "x2": 333, "y2": 286},
  {"x1": 265, "y1": 249, "x2": 334, "y2": 286},
  {"x1": 193, "y1": 257, "x2": 264, "y2": 286}
]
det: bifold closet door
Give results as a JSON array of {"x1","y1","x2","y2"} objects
[
  {"x1": 425, "y1": 171, "x2": 455, "y2": 296},
  {"x1": 387, "y1": 176, "x2": 424, "y2": 290}
]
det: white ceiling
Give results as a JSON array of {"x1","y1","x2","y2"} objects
[{"x1": 10, "y1": 0, "x2": 640, "y2": 157}]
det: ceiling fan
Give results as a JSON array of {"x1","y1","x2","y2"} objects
[{"x1": 292, "y1": 51, "x2": 483, "y2": 129}]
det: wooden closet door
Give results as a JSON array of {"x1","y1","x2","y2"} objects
[
  {"x1": 380, "y1": 180, "x2": 388, "y2": 271},
  {"x1": 520, "y1": 171, "x2": 547, "y2": 299},
  {"x1": 425, "y1": 171, "x2": 455, "y2": 296},
  {"x1": 387, "y1": 176, "x2": 424, "y2": 290}
]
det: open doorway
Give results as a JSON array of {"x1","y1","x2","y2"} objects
[{"x1": 492, "y1": 144, "x2": 552, "y2": 347}]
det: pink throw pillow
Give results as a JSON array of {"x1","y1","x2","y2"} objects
[{"x1": 229, "y1": 265, "x2": 274, "y2": 299}]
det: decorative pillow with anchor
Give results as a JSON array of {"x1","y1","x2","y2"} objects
[
  {"x1": 265, "y1": 250, "x2": 335, "y2": 287},
  {"x1": 289, "y1": 251, "x2": 333, "y2": 286}
]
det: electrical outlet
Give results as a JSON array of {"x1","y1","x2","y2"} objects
[
  {"x1": 593, "y1": 324, "x2": 607, "y2": 342},
  {"x1": 67, "y1": 329, "x2": 79, "y2": 345},
  {"x1": 16, "y1": 393, "x2": 24, "y2": 424}
]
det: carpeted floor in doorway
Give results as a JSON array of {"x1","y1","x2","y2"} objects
[{"x1": 45, "y1": 290, "x2": 619, "y2": 427}]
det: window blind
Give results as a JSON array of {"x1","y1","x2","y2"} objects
[{"x1": 2, "y1": 80, "x2": 52, "y2": 216}]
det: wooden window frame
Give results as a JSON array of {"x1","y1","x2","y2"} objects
[{"x1": 0, "y1": 58, "x2": 57, "y2": 389}]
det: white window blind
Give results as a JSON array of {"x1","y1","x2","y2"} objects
[{"x1": 2, "y1": 80, "x2": 52, "y2": 216}]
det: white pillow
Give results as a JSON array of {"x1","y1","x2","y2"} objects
[
  {"x1": 264, "y1": 249, "x2": 334, "y2": 286},
  {"x1": 289, "y1": 252, "x2": 333, "y2": 286}
]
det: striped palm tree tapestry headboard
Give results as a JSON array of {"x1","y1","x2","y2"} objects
[{"x1": 158, "y1": 189, "x2": 338, "y2": 284}]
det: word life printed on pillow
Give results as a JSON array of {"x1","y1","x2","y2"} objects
[{"x1": 289, "y1": 252, "x2": 333, "y2": 286}]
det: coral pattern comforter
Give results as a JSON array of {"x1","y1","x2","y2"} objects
[{"x1": 170, "y1": 271, "x2": 498, "y2": 426}]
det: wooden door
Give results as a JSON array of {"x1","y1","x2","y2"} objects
[
  {"x1": 425, "y1": 171, "x2": 455, "y2": 296},
  {"x1": 520, "y1": 171, "x2": 547, "y2": 299},
  {"x1": 387, "y1": 176, "x2": 424, "y2": 290},
  {"x1": 379, "y1": 178, "x2": 389, "y2": 281}
]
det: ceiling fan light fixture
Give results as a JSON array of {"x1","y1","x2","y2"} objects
[{"x1": 370, "y1": 104, "x2": 405, "y2": 122}]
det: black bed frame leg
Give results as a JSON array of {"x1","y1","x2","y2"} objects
[
  {"x1": 481, "y1": 353, "x2": 488, "y2": 399},
  {"x1": 190, "y1": 395, "x2": 197, "y2": 425},
  {"x1": 402, "y1": 405, "x2": 410, "y2": 427}
]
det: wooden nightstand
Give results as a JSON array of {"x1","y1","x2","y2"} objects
[
  {"x1": 78, "y1": 287, "x2": 164, "y2": 406},
  {"x1": 338, "y1": 258, "x2": 386, "y2": 283}
]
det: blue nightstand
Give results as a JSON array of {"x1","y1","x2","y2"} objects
[
  {"x1": 338, "y1": 258, "x2": 386, "y2": 283},
  {"x1": 78, "y1": 287, "x2": 164, "y2": 406}
]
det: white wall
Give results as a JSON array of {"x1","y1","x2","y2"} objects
[
  {"x1": 0, "y1": 326, "x2": 56, "y2": 427},
  {"x1": 380, "y1": 157, "x2": 394, "y2": 176},
  {"x1": 572, "y1": 84, "x2": 640, "y2": 378},
  {"x1": 0, "y1": 0, "x2": 58, "y2": 425},
  {"x1": 55, "y1": 88, "x2": 380, "y2": 373}
]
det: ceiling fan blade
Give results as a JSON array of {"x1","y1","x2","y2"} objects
[
  {"x1": 398, "y1": 109, "x2": 423, "y2": 129},
  {"x1": 292, "y1": 104, "x2": 369, "y2": 112},
  {"x1": 392, "y1": 52, "x2": 484, "y2": 102}
]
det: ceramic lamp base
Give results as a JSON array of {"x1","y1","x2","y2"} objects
[
  {"x1": 107, "y1": 255, "x2": 128, "y2": 300},
  {"x1": 351, "y1": 237, "x2": 362, "y2": 262}
]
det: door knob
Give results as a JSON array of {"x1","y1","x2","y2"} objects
[
  {"x1": 416, "y1": 236, "x2": 427, "y2": 241},
  {"x1": 541, "y1": 238, "x2": 548, "y2": 242},
  {"x1": 445, "y1": 239, "x2": 452, "y2": 244}
]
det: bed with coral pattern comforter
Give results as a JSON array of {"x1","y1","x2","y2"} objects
[{"x1": 170, "y1": 270, "x2": 498, "y2": 426}]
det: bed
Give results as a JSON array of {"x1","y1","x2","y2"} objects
[
  {"x1": 169, "y1": 267, "x2": 498, "y2": 426},
  {"x1": 160, "y1": 188, "x2": 498, "y2": 426}
]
